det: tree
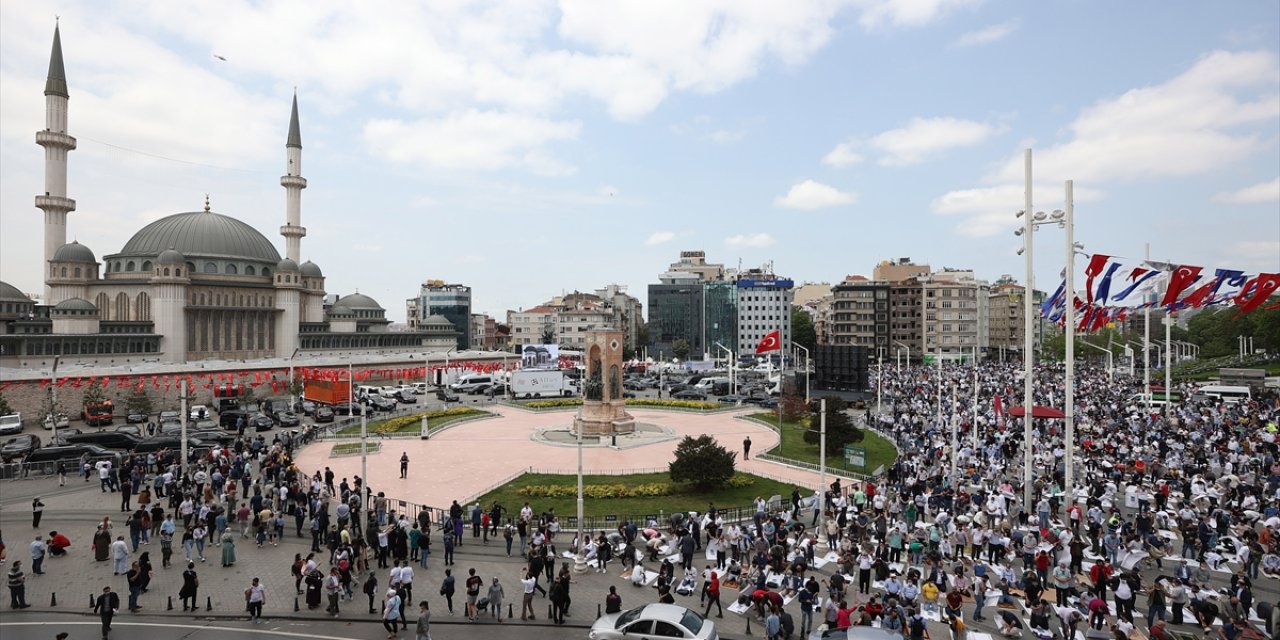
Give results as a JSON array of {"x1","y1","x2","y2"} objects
[
  {"x1": 781, "y1": 381, "x2": 807, "y2": 422},
  {"x1": 82, "y1": 379, "x2": 106, "y2": 406},
  {"x1": 0, "y1": 391, "x2": 10, "y2": 417},
  {"x1": 803, "y1": 395, "x2": 864, "y2": 452},
  {"x1": 124, "y1": 386, "x2": 153, "y2": 416},
  {"x1": 668, "y1": 434, "x2": 736, "y2": 491},
  {"x1": 671, "y1": 339, "x2": 690, "y2": 362},
  {"x1": 791, "y1": 307, "x2": 817, "y2": 352},
  {"x1": 286, "y1": 376, "x2": 306, "y2": 401},
  {"x1": 40, "y1": 387, "x2": 67, "y2": 420}
]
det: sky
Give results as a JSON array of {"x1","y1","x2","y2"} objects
[{"x1": 1, "y1": 0, "x2": 1277, "y2": 324}]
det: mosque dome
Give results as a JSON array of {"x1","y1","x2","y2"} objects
[
  {"x1": 53, "y1": 241, "x2": 96, "y2": 263},
  {"x1": 117, "y1": 211, "x2": 281, "y2": 263}
]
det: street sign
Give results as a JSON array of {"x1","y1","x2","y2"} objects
[{"x1": 844, "y1": 445, "x2": 866, "y2": 470}]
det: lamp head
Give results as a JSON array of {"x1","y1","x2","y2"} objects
[
  {"x1": 1014, "y1": 228, "x2": 1024, "y2": 237},
  {"x1": 1051, "y1": 210, "x2": 1065, "y2": 220},
  {"x1": 1033, "y1": 211, "x2": 1047, "y2": 221},
  {"x1": 1016, "y1": 247, "x2": 1025, "y2": 256}
]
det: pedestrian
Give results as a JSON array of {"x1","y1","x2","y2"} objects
[
  {"x1": 364, "y1": 570, "x2": 379, "y2": 614},
  {"x1": 94, "y1": 585, "x2": 120, "y2": 639},
  {"x1": 521, "y1": 570, "x2": 537, "y2": 620},
  {"x1": 383, "y1": 587, "x2": 402, "y2": 638},
  {"x1": 440, "y1": 569, "x2": 455, "y2": 615},
  {"x1": 400, "y1": 453, "x2": 409, "y2": 479},
  {"x1": 29, "y1": 535, "x2": 46, "y2": 575},
  {"x1": 93, "y1": 525, "x2": 111, "y2": 562},
  {"x1": 7, "y1": 560, "x2": 29, "y2": 609},
  {"x1": 32, "y1": 497, "x2": 44, "y2": 528},
  {"x1": 605, "y1": 585, "x2": 622, "y2": 614},
  {"x1": 704, "y1": 569, "x2": 723, "y2": 618},
  {"x1": 487, "y1": 576, "x2": 505, "y2": 621},
  {"x1": 464, "y1": 567, "x2": 482, "y2": 620},
  {"x1": 179, "y1": 562, "x2": 199, "y2": 611},
  {"x1": 743, "y1": 436, "x2": 751, "y2": 460},
  {"x1": 415, "y1": 601, "x2": 431, "y2": 640},
  {"x1": 126, "y1": 561, "x2": 144, "y2": 612},
  {"x1": 110, "y1": 535, "x2": 129, "y2": 575},
  {"x1": 245, "y1": 577, "x2": 266, "y2": 624},
  {"x1": 324, "y1": 567, "x2": 342, "y2": 616}
]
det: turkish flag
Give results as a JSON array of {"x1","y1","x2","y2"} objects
[
  {"x1": 1234, "y1": 273, "x2": 1280, "y2": 315},
  {"x1": 755, "y1": 330, "x2": 781, "y2": 353},
  {"x1": 1161, "y1": 265, "x2": 1203, "y2": 308}
]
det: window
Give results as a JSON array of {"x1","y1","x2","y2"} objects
[
  {"x1": 245, "y1": 265, "x2": 256, "y2": 276},
  {"x1": 652, "y1": 621, "x2": 685, "y2": 637},
  {"x1": 163, "y1": 268, "x2": 170, "y2": 276},
  {"x1": 204, "y1": 262, "x2": 217, "y2": 273},
  {"x1": 141, "y1": 261, "x2": 152, "y2": 271},
  {"x1": 60, "y1": 266, "x2": 68, "y2": 277},
  {"x1": 262, "y1": 269, "x2": 270, "y2": 278},
  {"x1": 126, "y1": 261, "x2": 136, "y2": 271},
  {"x1": 225, "y1": 264, "x2": 238, "y2": 275}
]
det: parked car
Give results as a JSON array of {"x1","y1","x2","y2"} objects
[
  {"x1": 188, "y1": 405, "x2": 209, "y2": 420},
  {"x1": 24, "y1": 443, "x2": 119, "y2": 466},
  {"x1": 0, "y1": 413, "x2": 25, "y2": 435},
  {"x1": 672, "y1": 390, "x2": 707, "y2": 401},
  {"x1": 219, "y1": 410, "x2": 250, "y2": 429},
  {"x1": 294, "y1": 400, "x2": 317, "y2": 416},
  {"x1": 250, "y1": 414, "x2": 275, "y2": 431},
  {"x1": 132, "y1": 436, "x2": 207, "y2": 455},
  {"x1": 48, "y1": 428, "x2": 83, "y2": 446},
  {"x1": 159, "y1": 420, "x2": 221, "y2": 437},
  {"x1": 332, "y1": 403, "x2": 364, "y2": 417},
  {"x1": 41, "y1": 413, "x2": 71, "y2": 430},
  {"x1": 435, "y1": 389, "x2": 459, "y2": 403},
  {"x1": 125, "y1": 412, "x2": 149, "y2": 424},
  {"x1": 394, "y1": 389, "x2": 417, "y2": 404},
  {"x1": 366, "y1": 396, "x2": 396, "y2": 412},
  {"x1": 717, "y1": 395, "x2": 743, "y2": 404},
  {"x1": 276, "y1": 412, "x2": 301, "y2": 427},
  {"x1": 112, "y1": 425, "x2": 143, "y2": 438},
  {"x1": 159, "y1": 410, "x2": 181, "y2": 423},
  {"x1": 589, "y1": 604, "x2": 716, "y2": 640},
  {"x1": 312, "y1": 406, "x2": 335, "y2": 423},
  {"x1": 63, "y1": 431, "x2": 141, "y2": 451},
  {"x1": 1, "y1": 434, "x2": 42, "y2": 462}
]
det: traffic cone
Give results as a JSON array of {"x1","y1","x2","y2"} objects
[
  {"x1": 206, "y1": 596, "x2": 213, "y2": 611},
  {"x1": 168, "y1": 596, "x2": 174, "y2": 611},
  {"x1": 50, "y1": 592, "x2": 57, "y2": 606},
  {"x1": 294, "y1": 597, "x2": 300, "y2": 612},
  {"x1": 598, "y1": 603, "x2": 602, "y2": 618},
  {"x1": 508, "y1": 603, "x2": 513, "y2": 619}
]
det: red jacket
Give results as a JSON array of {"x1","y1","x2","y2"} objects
[{"x1": 50, "y1": 533, "x2": 71, "y2": 550}]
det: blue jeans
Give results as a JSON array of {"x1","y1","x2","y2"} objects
[{"x1": 129, "y1": 585, "x2": 141, "y2": 610}]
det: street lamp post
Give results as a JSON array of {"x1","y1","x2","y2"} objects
[
  {"x1": 876, "y1": 356, "x2": 883, "y2": 417},
  {"x1": 1080, "y1": 341, "x2": 1114, "y2": 383},
  {"x1": 288, "y1": 346, "x2": 301, "y2": 409},
  {"x1": 817, "y1": 398, "x2": 827, "y2": 536},
  {"x1": 893, "y1": 341, "x2": 910, "y2": 375},
  {"x1": 794, "y1": 343, "x2": 810, "y2": 403},
  {"x1": 1062, "y1": 180, "x2": 1077, "y2": 501},
  {"x1": 714, "y1": 342, "x2": 735, "y2": 396},
  {"x1": 49, "y1": 356, "x2": 61, "y2": 451}
]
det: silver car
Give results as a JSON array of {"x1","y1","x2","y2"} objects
[{"x1": 589, "y1": 604, "x2": 717, "y2": 640}]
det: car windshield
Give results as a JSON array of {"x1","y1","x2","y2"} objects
[
  {"x1": 681, "y1": 609, "x2": 705, "y2": 633},
  {"x1": 615, "y1": 607, "x2": 645, "y2": 629}
]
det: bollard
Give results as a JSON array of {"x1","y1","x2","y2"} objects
[
  {"x1": 206, "y1": 595, "x2": 213, "y2": 611},
  {"x1": 598, "y1": 603, "x2": 602, "y2": 618},
  {"x1": 745, "y1": 613, "x2": 753, "y2": 636},
  {"x1": 89, "y1": 594, "x2": 95, "y2": 608},
  {"x1": 548, "y1": 603, "x2": 553, "y2": 619},
  {"x1": 508, "y1": 603, "x2": 513, "y2": 619},
  {"x1": 50, "y1": 591, "x2": 57, "y2": 607},
  {"x1": 168, "y1": 596, "x2": 174, "y2": 611},
  {"x1": 294, "y1": 597, "x2": 300, "y2": 612}
]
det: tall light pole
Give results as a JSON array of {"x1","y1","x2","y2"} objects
[
  {"x1": 288, "y1": 346, "x2": 301, "y2": 409},
  {"x1": 817, "y1": 398, "x2": 827, "y2": 536},
  {"x1": 1080, "y1": 341, "x2": 1114, "y2": 383},
  {"x1": 49, "y1": 356, "x2": 61, "y2": 450},
  {"x1": 714, "y1": 342, "x2": 735, "y2": 396},
  {"x1": 893, "y1": 340, "x2": 910, "y2": 375},
  {"x1": 794, "y1": 343, "x2": 810, "y2": 403},
  {"x1": 876, "y1": 356, "x2": 883, "y2": 416},
  {"x1": 1143, "y1": 243, "x2": 1151, "y2": 413},
  {"x1": 1164, "y1": 312, "x2": 1173, "y2": 417},
  {"x1": 180, "y1": 376, "x2": 189, "y2": 478},
  {"x1": 1062, "y1": 180, "x2": 1077, "y2": 500},
  {"x1": 1019, "y1": 148, "x2": 1036, "y2": 517}
]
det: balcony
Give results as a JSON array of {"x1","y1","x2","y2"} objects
[{"x1": 35, "y1": 195, "x2": 76, "y2": 212}]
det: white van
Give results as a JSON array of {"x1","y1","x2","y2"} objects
[
  {"x1": 355, "y1": 385, "x2": 380, "y2": 399},
  {"x1": 695, "y1": 376, "x2": 730, "y2": 391},
  {"x1": 451, "y1": 374, "x2": 492, "y2": 394},
  {"x1": 1196, "y1": 385, "x2": 1251, "y2": 405}
]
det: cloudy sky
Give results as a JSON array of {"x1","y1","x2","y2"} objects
[{"x1": 1, "y1": 0, "x2": 1277, "y2": 323}]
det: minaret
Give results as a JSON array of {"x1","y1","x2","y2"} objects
[
  {"x1": 279, "y1": 92, "x2": 307, "y2": 263},
  {"x1": 36, "y1": 23, "x2": 78, "y2": 303}
]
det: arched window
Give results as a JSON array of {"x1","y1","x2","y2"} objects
[
  {"x1": 60, "y1": 267, "x2": 67, "y2": 277},
  {"x1": 73, "y1": 267, "x2": 81, "y2": 278},
  {"x1": 135, "y1": 292, "x2": 150, "y2": 321},
  {"x1": 50, "y1": 265, "x2": 56, "y2": 277},
  {"x1": 163, "y1": 268, "x2": 170, "y2": 276},
  {"x1": 204, "y1": 262, "x2": 217, "y2": 273},
  {"x1": 262, "y1": 269, "x2": 270, "y2": 278},
  {"x1": 225, "y1": 264, "x2": 238, "y2": 275},
  {"x1": 126, "y1": 261, "x2": 135, "y2": 271},
  {"x1": 245, "y1": 265, "x2": 256, "y2": 276},
  {"x1": 175, "y1": 268, "x2": 181, "y2": 277},
  {"x1": 96, "y1": 293, "x2": 110, "y2": 320},
  {"x1": 116, "y1": 292, "x2": 130, "y2": 321},
  {"x1": 186, "y1": 262, "x2": 195, "y2": 274},
  {"x1": 114, "y1": 261, "x2": 122, "y2": 272},
  {"x1": 141, "y1": 261, "x2": 152, "y2": 272}
]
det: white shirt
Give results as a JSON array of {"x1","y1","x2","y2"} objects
[
  {"x1": 399, "y1": 566, "x2": 414, "y2": 585},
  {"x1": 389, "y1": 566, "x2": 402, "y2": 585},
  {"x1": 247, "y1": 584, "x2": 266, "y2": 603}
]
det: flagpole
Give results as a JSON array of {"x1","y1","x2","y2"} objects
[{"x1": 1143, "y1": 243, "x2": 1151, "y2": 414}]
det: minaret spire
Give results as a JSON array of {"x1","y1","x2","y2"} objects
[
  {"x1": 280, "y1": 90, "x2": 307, "y2": 263},
  {"x1": 36, "y1": 21, "x2": 78, "y2": 303}
]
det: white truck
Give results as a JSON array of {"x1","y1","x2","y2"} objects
[
  {"x1": 511, "y1": 369, "x2": 575, "y2": 399},
  {"x1": 0, "y1": 412, "x2": 23, "y2": 435}
]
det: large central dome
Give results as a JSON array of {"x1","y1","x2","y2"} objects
[{"x1": 118, "y1": 211, "x2": 281, "y2": 262}]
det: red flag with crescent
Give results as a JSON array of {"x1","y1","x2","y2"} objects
[
  {"x1": 1161, "y1": 265, "x2": 1203, "y2": 308},
  {"x1": 1234, "y1": 273, "x2": 1280, "y2": 315},
  {"x1": 755, "y1": 330, "x2": 781, "y2": 353}
]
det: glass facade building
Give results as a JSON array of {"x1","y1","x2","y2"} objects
[{"x1": 415, "y1": 283, "x2": 471, "y2": 349}]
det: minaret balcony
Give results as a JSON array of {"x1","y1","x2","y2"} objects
[
  {"x1": 280, "y1": 175, "x2": 308, "y2": 189},
  {"x1": 35, "y1": 195, "x2": 76, "y2": 212},
  {"x1": 36, "y1": 130, "x2": 77, "y2": 149},
  {"x1": 280, "y1": 225, "x2": 307, "y2": 237}
]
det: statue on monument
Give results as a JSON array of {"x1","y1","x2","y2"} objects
[{"x1": 584, "y1": 365, "x2": 603, "y2": 401}]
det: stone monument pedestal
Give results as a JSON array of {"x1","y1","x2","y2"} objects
[
  {"x1": 573, "y1": 328, "x2": 635, "y2": 437},
  {"x1": 573, "y1": 399, "x2": 635, "y2": 436}
]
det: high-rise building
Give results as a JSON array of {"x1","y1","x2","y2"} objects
[
  {"x1": 735, "y1": 270, "x2": 793, "y2": 358},
  {"x1": 988, "y1": 277, "x2": 1046, "y2": 361},
  {"x1": 922, "y1": 269, "x2": 989, "y2": 361},
  {"x1": 888, "y1": 278, "x2": 924, "y2": 362},
  {"x1": 873, "y1": 258, "x2": 931, "y2": 283},
  {"x1": 829, "y1": 276, "x2": 890, "y2": 357},
  {"x1": 407, "y1": 281, "x2": 472, "y2": 349}
]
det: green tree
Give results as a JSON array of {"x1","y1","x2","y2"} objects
[
  {"x1": 124, "y1": 386, "x2": 153, "y2": 416},
  {"x1": 82, "y1": 379, "x2": 106, "y2": 406},
  {"x1": 287, "y1": 376, "x2": 306, "y2": 401},
  {"x1": 671, "y1": 339, "x2": 690, "y2": 362},
  {"x1": 0, "y1": 391, "x2": 10, "y2": 416},
  {"x1": 803, "y1": 395, "x2": 864, "y2": 452},
  {"x1": 668, "y1": 434, "x2": 736, "y2": 491},
  {"x1": 791, "y1": 307, "x2": 817, "y2": 352}
]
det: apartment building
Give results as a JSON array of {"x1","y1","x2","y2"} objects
[
  {"x1": 828, "y1": 276, "x2": 889, "y2": 357},
  {"x1": 922, "y1": 269, "x2": 990, "y2": 361}
]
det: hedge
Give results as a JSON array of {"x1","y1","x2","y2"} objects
[
  {"x1": 522, "y1": 398, "x2": 722, "y2": 411},
  {"x1": 515, "y1": 473, "x2": 755, "y2": 498},
  {"x1": 337, "y1": 407, "x2": 487, "y2": 436}
]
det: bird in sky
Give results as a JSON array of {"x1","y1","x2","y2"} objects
[{"x1": 213, "y1": 54, "x2": 227, "y2": 62}]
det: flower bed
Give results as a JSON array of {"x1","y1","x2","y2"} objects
[
  {"x1": 334, "y1": 407, "x2": 488, "y2": 436},
  {"x1": 516, "y1": 473, "x2": 756, "y2": 499},
  {"x1": 330, "y1": 442, "x2": 382, "y2": 457}
]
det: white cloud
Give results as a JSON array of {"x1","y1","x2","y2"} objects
[
  {"x1": 724, "y1": 233, "x2": 776, "y2": 247},
  {"x1": 1213, "y1": 177, "x2": 1280, "y2": 204},
  {"x1": 821, "y1": 142, "x2": 864, "y2": 168},
  {"x1": 705, "y1": 129, "x2": 745, "y2": 143},
  {"x1": 352, "y1": 243, "x2": 383, "y2": 253},
  {"x1": 774, "y1": 179, "x2": 857, "y2": 209},
  {"x1": 1222, "y1": 241, "x2": 1280, "y2": 273},
  {"x1": 930, "y1": 184, "x2": 1106, "y2": 237},
  {"x1": 645, "y1": 231, "x2": 676, "y2": 246},
  {"x1": 988, "y1": 51, "x2": 1280, "y2": 184},
  {"x1": 950, "y1": 19, "x2": 1019, "y2": 48},
  {"x1": 363, "y1": 110, "x2": 581, "y2": 174},
  {"x1": 870, "y1": 117, "x2": 1006, "y2": 166},
  {"x1": 855, "y1": 0, "x2": 983, "y2": 30}
]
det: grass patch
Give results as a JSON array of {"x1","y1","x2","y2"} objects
[
  {"x1": 335, "y1": 407, "x2": 488, "y2": 436},
  {"x1": 331, "y1": 442, "x2": 382, "y2": 456},
  {"x1": 745, "y1": 413, "x2": 897, "y2": 473},
  {"x1": 475, "y1": 472, "x2": 800, "y2": 519}
]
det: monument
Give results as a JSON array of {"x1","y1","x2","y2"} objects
[{"x1": 573, "y1": 329, "x2": 635, "y2": 436}]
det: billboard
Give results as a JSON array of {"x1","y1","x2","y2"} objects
[{"x1": 520, "y1": 344, "x2": 560, "y2": 370}]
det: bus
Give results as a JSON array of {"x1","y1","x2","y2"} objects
[{"x1": 1196, "y1": 385, "x2": 1251, "y2": 405}]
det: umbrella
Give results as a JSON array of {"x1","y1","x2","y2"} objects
[{"x1": 1007, "y1": 405, "x2": 1066, "y2": 419}]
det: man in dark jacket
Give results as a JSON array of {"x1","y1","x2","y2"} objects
[{"x1": 94, "y1": 585, "x2": 121, "y2": 639}]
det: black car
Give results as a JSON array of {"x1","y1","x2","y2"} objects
[
  {"x1": 24, "y1": 443, "x2": 119, "y2": 466},
  {"x1": 250, "y1": 414, "x2": 275, "y2": 431},
  {"x1": 672, "y1": 390, "x2": 707, "y2": 401},
  {"x1": 294, "y1": 400, "x2": 317, "y2": 416},
  {"x1": 113, "y1": 424, "x2": 143, "y2": 438},
  {"x1": 132, "y1": 436, "x2": 207, "y2": 454},
  {"x1": 277, "y1": 412, "x2": 301, "y2": 427},
  {"x1": 64, "y1": 431, "x2": 142, "y2": 451},
  {"x1": 158, "y1": 420, "x2": 221, "y2": 437},
  {"x1": 436, "y1": 390, "x2": 459, "y2": 403},
  {"x1": 366, "y1": 396, "x2": 396, "y2": 412},
  {"x1": 126, "y1": 412, "x2": 149, "y2": 424},
  {"x1": 313, "y1": 407, "x2": 335, "y2": 423},
  {"x1": 332, "y1": 403, "x2": 363, "y2": 417},
  {"x1": 219, "y1": 410, "x2": 250, "y2": 429},
  {"x1": 49, "y1": 428, "x2": 83, "y2": 446},
  {"x1": 1, "y1": 434, "x2": 42, "y2": 461}
]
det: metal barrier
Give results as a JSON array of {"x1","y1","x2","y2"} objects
[{"x1": 0, "y1": 453, "x2": 120, "y2": 481}]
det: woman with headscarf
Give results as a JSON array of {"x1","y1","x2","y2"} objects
[
  {"x1": 137, "y1": 551, "x2": 155, "y2": 592},
  {"x1": 93, "y1": 525, "x2": 111, "y2": 562},
  {"x1": 220, "y1": 528, "x2": 236, "y2": 567}
]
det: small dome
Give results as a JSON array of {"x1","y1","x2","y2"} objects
[
  {"x1": 53, "y1": 241, "x2": 96, "y2": 263},
  {"x1": 332, "y1": 292, "x2": 383, "y2": 311},
  {"x1": 423, "y1": 314, "x2": 452, "y2": 325},
  {"x1": 276, "y1": 258, "x2": 300, "y2": 272},
  {"x1": 0, "y1": 281, "x2": 32, "y2": 303},
  {"x1": 157, "y1": 248, "x2": 186, "y2": 265},
  {"x1": 300, "y1": 260, "x2": 323, "y2": 277},
  {"x1": 53, "y1": 297, "x2": 97, "y2": 311}
]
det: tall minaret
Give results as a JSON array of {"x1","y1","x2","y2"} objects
[
  {"x1": 279, "y1": 92, "x2": 307, "y2": 263},
  {"x1": 36, "y1": 23, "x2": 77, "y2": 303}
]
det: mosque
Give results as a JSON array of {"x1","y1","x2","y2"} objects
[{"x1": 0, "y1": 25, "x2": 458, "y2": 366}]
